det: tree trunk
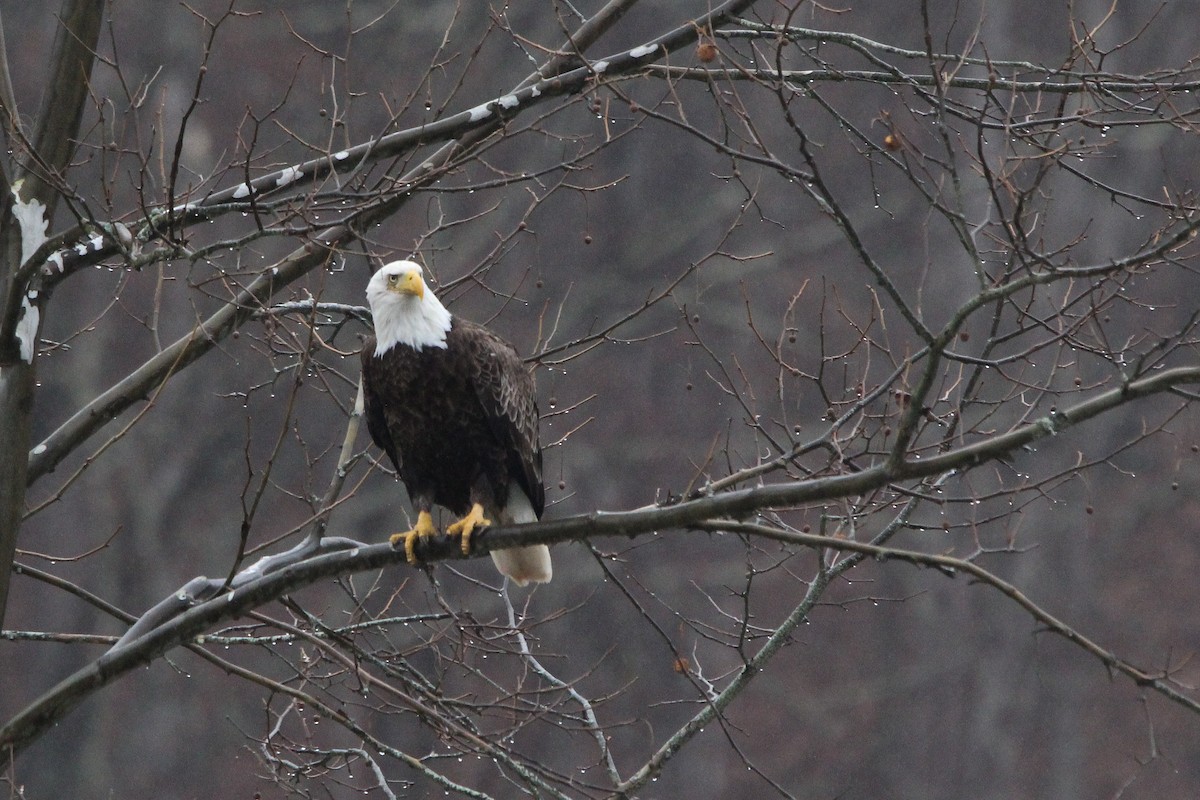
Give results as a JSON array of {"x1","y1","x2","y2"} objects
[
  {"x1": 0, "y1": 363, "x2": 32, "y2": 621},
  {"x1": 0, "y1": 0, "x2": 105, "y2": 625}
]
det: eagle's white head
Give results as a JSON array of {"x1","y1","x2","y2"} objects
[{"x1": 365, "y1": 260, "x2": 453, "y2": 355}]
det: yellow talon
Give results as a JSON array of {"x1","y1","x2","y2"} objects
[
  {"x1": 389, "y1": 510, "x2": 438, "y2": 565},
  {"x1": 446, "y1": 503, "x2": 491, "y2": 556}
]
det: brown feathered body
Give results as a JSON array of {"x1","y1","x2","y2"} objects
[{"x1": 360, "y1": 320, "x2": 544, "y2": 524}]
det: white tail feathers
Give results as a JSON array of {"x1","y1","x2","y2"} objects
[
  {"x1": 491, "y1": 488, "x2": 552, "y2": 585},
  {"x1": 491, "y1": 545, "x2": 552, "y2": 586}
]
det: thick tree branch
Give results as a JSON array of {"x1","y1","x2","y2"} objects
[{"x1": 6, "y1": 362, "x2": 1200, "y2": 758}]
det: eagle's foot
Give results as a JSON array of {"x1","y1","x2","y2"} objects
[
  {"x1": 446, "y1": 503, "x2": 491, "y2": 556},
  {"x1": 389, "y1": 510, "x2": 438, "y2": 565}
]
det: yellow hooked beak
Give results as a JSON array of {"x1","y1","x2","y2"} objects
[{"x1": 389, "y1": 269, "x2": 425, "y2": 299}]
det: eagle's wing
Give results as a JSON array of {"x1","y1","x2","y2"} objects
[
  {"x1": 461, "y1": 322, "x2": 544, "y2": 518},
  {"x1": 360, "y1": 335, "x2": 402, "y2": 473}
]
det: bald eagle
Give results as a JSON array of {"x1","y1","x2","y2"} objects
[{"x1": 361, "y1": 260, "x2": 552, "y2": 585}]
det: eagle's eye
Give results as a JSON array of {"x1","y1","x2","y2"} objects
[{"x1": 386, "y1": 274, "x2": 399, "y2": 286}]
